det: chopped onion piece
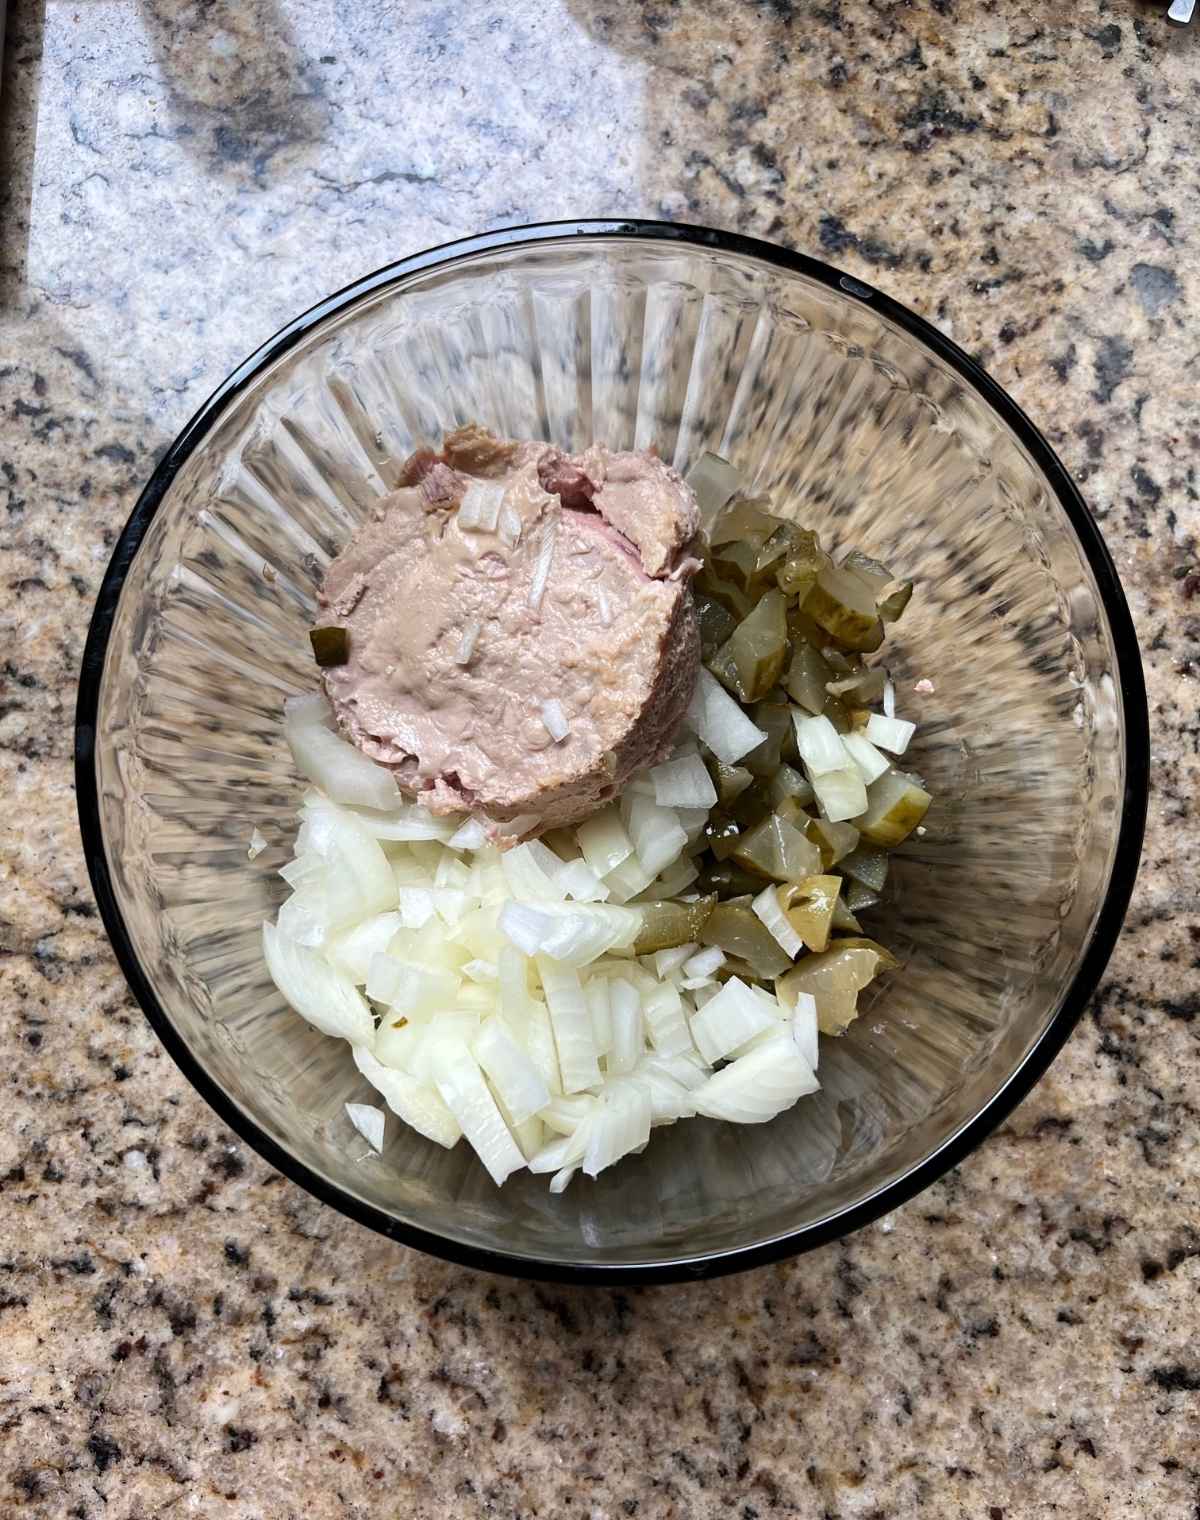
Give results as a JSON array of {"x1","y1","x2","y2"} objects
[
  {"x1": 538, "y1": 960, "x2": 601, "y2": 1093},
  {"x1": 576, "y1": 806, "x2": 634, "y2": 877},
  {"x1": 687, "y1": 668, "x2": 768, "y2": 765},
  {"x1": 652, "y1": 944, "x2": 697, "y2": 980},
  {"x1": 448, "y1": 816, "x2": 488, "y2": 851},
  {"x1": 500, "y1": 901, "x2": 635, "y2": 967},
  {"x1": 790, "y1": 990, "x2": 819, "y2": 1073},
  {"x1": 501, "y1": 841, "x2": 567, "y2": 902},
  {"x1": 462, "y1": 958, "x2": 498, "y2": 983},
  {"x1": 327, "y1": 911, "x2": 403, "y2": 984},
  {"x1": 650, "y1": 754, "x2": 718, "y2": 810},
  {"x1": 642, "y1": 980, "x2": 694, "y2": 1057},
  {"x1": 541, "y1": 699, "x2": 570, "y2": 742},
  {"x1": 352, "y1": 1045, "x2": 461, "y2": 1148},
  {"x1": 457, "y1": 478, "x2": 507, "y2": 532},
  {"x1": 681, "y1": 946, "x2": 725, "y2": 980},
  {"x1": 751, "y1": 884, "x2": 804, "y2": 959},
  {"x1": 549, "y1": 1165, "x2": 578, "y2": 1193},
  {"x1": 432, "y1": 1038, "x2": 525, "y2": 1185},
  {"x1": 586, "y1": 977, "x2": 613, "y2": 1056},
  {"x1": 396, "y1": 886, "x2": 436, "y2": 929},
  {"x1": 626, "y1": 794, "x2": 688, "y2": 877},
  {"x1": 813, "y1": 766, "x2": 869, "y2": 824},
  {"x1": 556, "y1": 858, "x2": 610, "y2": 903},
  {"x1": 247, "y1": 827, "x2": 267, "y2": 860},
  {"x1": 263, "y1": 923, "x2": 374, "y2": 1045},
  {"x1": 691, "y1": 1035, "x2": 818, "y2": 1123},
  {"x1": 689, "y1": 976, "x2": 780, "y2": 1066},
  {"x1": 583, "y1": 1082, "x2": 653, "y2": 1177},
  {"x1": 284, "y1": 694, "x2": 400, "y2": 811},
  {"x1": 345, "y1": 1102, "x2": 385, "y2": 1153},
  {"x1": 607, "y1": 978, "x2": 643, "y2": 1075},
  {"x1": 345, "y1": 801, "x2": 458, "y2": 842},
  {"x1": 883, "y1": 678, "x2": 896, "y2": 719},
  {"x1": 841, "y1": 731, "x2": 891, "y2": 785},
  {"x1": 864, "y1": 713, "x2": 916, "y2": 755},
  {"x1": 473, "y1": 1018, "x2": 551, "y2": 1125},
  {"x1": 454, "y1": 619, "x2": 482, "y2": 666},
  {"x1": 365, "y1": 956, "x2": 458, "y2": 1013},
  {"x1": 528, "y1": 521, "x2": 557, "y2": 610},
  {"x1": 498, "y1": 502, "x2": 522, "y2": 548},
  {"x1": 793, "y1": 712, "x2": 847, "y2": 777}
]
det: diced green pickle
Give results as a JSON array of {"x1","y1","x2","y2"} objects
[
  {"x1": 784, "y1": 641, "x2": 833, "y2": 714},
  {"x1": 743, "y1": 698, "x2": 794, "y2": 777},
  {"x1": 730, "y1": 812, "x2": 822, "y2": 881},
  {"x1": 695, "y1": 858, "x2": 766, "y2": 899},
  {"x1": 775, "y1": 529, "x2": 828, "y2": 598},
  {"x1": 878, "y1": 579, "x2": 913, "y2": 623},
  {"x1": 779, "y1": 873, "x2": 842, "y2": 953},
  {"x1": 701, "y1": 901, "x2": 794, "y2": 980},
  {"x1": 805, "y1": 817, "x2": 860, "y2": 869},
  {"x1": 708, "y1": 759, "x2": 754, "y2": 807},
  {"x1": 857, "y1": 771, "x2": 932, "y2": 848},
  {"x1": 709, "y1": 497, "x2": 781, "y2": 550},
  {"x1": 724, "y1": 590, "x2": 790, "y2": 702},
  {"x1": 826, "y1": 667, "x2": 887, "y2": 705},
  {"x1": 696, "y1": 594, "x2": 739, "y2": 660},
  {"x1": 831, "y1": 897, "x2": 863, "y2": 933},
  {"x1": 767, "y1": 763, "x2": 814, "y2": 808},
  {"x1": 704, "y1": 815, "x2": 744, "y2": 861},
  {"x1": 838, "y1": 844, "x2": 889, "y2": 893},
  {"x1": 843, "y1": 880, "x2": 880, "y2": 914},
  {"x1": 776, "y1": 938, "x2": 899, "y2": 1035},
  {"x1": 633, "y1": 895, "x2": 717, "y2": 954},
  {"x1": 802, "y1": 563, "x2": 885, "y2": 653},
  {"x1": 695, "y1": 563, "x2": 753, "y2": 620},
  {"x1": 309, "y1": 626, "x2": 350, "y2": 667},
  {"x1": 840, "y1": 550, "x2": 893, "y2": 592}
]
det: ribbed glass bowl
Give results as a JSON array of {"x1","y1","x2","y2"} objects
[{"x1": 76, "y1": 222, "x2": 1147, "y2": 1283}]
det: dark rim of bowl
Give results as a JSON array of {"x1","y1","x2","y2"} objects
[{"x1": 75, "y1": 219, "x2": 1149, "y2": 1286}]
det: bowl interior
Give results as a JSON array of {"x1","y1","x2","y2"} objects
[{"x1": 84, "y1": 231, "x2": 1137, "y2": 1276}]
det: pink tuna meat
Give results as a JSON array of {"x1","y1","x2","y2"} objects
[{"x1": 318, "y1": 426, "x2": 702, "y2": 833}]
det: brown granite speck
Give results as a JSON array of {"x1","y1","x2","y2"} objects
[{"x1": 1, "y1": 0, "x2": 1198, "y2": 1515}]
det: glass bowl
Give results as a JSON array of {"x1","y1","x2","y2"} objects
[{"x1": 76, "y1": 221, "x2": 1148, "y2": 1283}]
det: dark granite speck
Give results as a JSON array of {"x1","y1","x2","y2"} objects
[{"x1": 0, "y1": 0, "x2": 1197, "y2": 1516}]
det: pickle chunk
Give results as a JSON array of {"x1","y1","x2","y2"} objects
[{"x1": 776, "y1": 938, "x2": 899, "y2": 1035}]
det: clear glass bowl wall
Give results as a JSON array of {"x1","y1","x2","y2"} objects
[{"x1": 88, "y1": 235, "x2": 1134, "y2": 1275}]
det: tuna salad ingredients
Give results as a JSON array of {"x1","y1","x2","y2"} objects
[
  {"x1": 317, "y1": 426, "x2": 702, "y2": 835},
  {"x1": 263, "y1": 445, "x2": 933, "y2": 1192}
]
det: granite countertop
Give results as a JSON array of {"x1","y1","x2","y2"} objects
[{"x1": 1, "y1": 1, "x2": 1198, "y2": 1514}]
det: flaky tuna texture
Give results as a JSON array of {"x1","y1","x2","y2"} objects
[{"x1": 318, "y1": 426, "x2": 702, "y2": 835}]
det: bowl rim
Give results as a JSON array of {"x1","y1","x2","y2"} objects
[{"x1": 74, "y1": 218, "x2": 1149, "y2": 1285}]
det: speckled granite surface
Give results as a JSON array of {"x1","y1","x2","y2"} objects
[{"x1": 1, "y1": 0, "x2": 1198, "y2": 1514}]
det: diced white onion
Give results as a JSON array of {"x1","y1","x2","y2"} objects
[
  {"x1": 813, "y1": 766, "x2": 868, "y2": 824},
  {"x1": 686, "y1": 668, "x2": 767, "y2": 765},
  {"x1": 841, "y1": 731, "x2": 891, "y2": 785},
  {"x1": 652, "y1": 944, "x2": 697, "y2": 980},
  {"x1": 327, "y1": 911, "x2": 403, "y2": 984},
  {"x1": 247, "y1": 827, "x2": 267, "y2": 860},
  {"x1": 689, "y1": 977, "x2": 780, "y2": 1065},
  {"x1": 528, "y1": 521, "x2": 557, "y2": 610},
  {"x1": 454, "y1": 619, "x2": 482, "y2": 666},
  {"x1": 691, "y1": 1035, "x2": 819, "y2": 1123},
  {"x1": 396, "y1": 886, "x2": 436, "y2": 929},
  {"x1": 586, "y1": 977, "x2": 613, "y2": 1056},
  {"x1": 751, "y1": 884, "x2": 804, "y2": 959},
  {"x1": 681, "y1": 946, "x2": 725, "y2": 980},
  {"x1": 284, "y1": 694, "x2": 400, "y2": 811},
  {"x1": 500, "y1": 902, "x2": 633, "y2": 967},
  {"x1": 607, "y1": 978, "x2": 643, "y2": 1075},
  {"x1": 457, "y1": 478, "x2": 507, "y2": 532},
  {"x1": 345, "y1": 1101, "x2": 385, "y2": 1152},
  {"x1": 650, "y1": 753, "x2": 717, "y2": 810},
  {"x1": 472, "y1": 1018, "x2": 551, "y2": 1125},
  {"x1": 790, "y1": 991, "x2": 819, "y2": 1073},
  {"x1": 365, "y1": 956, "x2": 458, "y2": 1013},
  {"x1": 642, "y1": 981, "x2": 694, "y2": 1057},
  {"x1": 583, "y1": 1082, "x2": 652, "y2": 1177},
  {"x1": 432, "y1": 1038, "x2": 525, "y2": 1185},
  {"x1": 576, "y1": 806, "x2": 634, "y2": 877},
  {"x1": 793, "y1": 712, "x2": 847, "y2": 777},
  {"x1": 352, "y1": 1045, "x2": 461, "y2": 1148},
  {"x1": 864, "y1": 713, "x2": 915, "y2": 756},
  {"x1": 595, "y1": 588, "x2": 613, "y2": 627},
  {"x1": 501, "y1": 841, "x2": 567, "y2": 902},
  {"x1": 538, "y1": 960, "x2": 600, "y2": 1094},
  {"x1": 263, "y1": 923, "x2": 374, "y2": 1044},
  {"x1": 556, "y1": 858, "x2": 610, "y2": 903},
  {"x1": 462, "y1": 958, "x2": 498, "y2": 983},
  {"x1": 498, "y1": 502, "x2": 522, "y2": 548},
  {"x1": 883, "y1": 678, "x2": 896, "y2": 719},
  {"x1": 541, "y1": 699, "x2": 570, "y2": 742},
  {"x1": 448, "y1": 816, "x2": 488, "y2": 851},
  {"x1": 626, "y1": 794, "x2": 688, "y2": 877}
]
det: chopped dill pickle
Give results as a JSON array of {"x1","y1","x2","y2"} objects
[
  {"x1": 708, "y1": 759, "x2": 754, "y2": 808},
  {"x1": 857, "y1": 771, "x2": 932, "y2": 847},
  {"x1": 700, "y1": 901, "x2": 794, "y2": 980},
  {"x1": 778, "y1": 873, "x2": 842, "y2": 954},
  {"x1": 843, "y1": 880, "x2": 881, "y2": 915},
  {"x1": 877, "y1": 579, "x2": 913, "y2": 623},
  {"x1": 784, "y1": 641, "x2": 833, "y2": 713},
  {"x1": 805, "y1": 817, "x2": 860, "y2": 868},
  {"x1": 839, "y1": 844, "x2": 890, "y2": 893},
  {"x1": 695, "y1": 858, "x2": 764, "y2": 898},
  {"x1": 730, "y1": 813, "x2": 822, "y2": 881},
  {"x1": 633, "y1": 895, "x2": 717, "y2": 954},
  {"x1": 776, "y1": 938, "x2": 899, "y2": 1035},
  {"x1": 309, "y1": 626, "x2": 350, "y2": 667},
  {"x1": 767, "y1": 763, "x2": 814, "y2": 808},
  {"x1": 801, "y1": 563, "x2": 885, "y2": 652},
  {"x1": 743, "y1": 698, "x2": 794, "y2": 777},
  {"x1": 696, "y1": 593, "x2": 739, "y2": 660}
]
